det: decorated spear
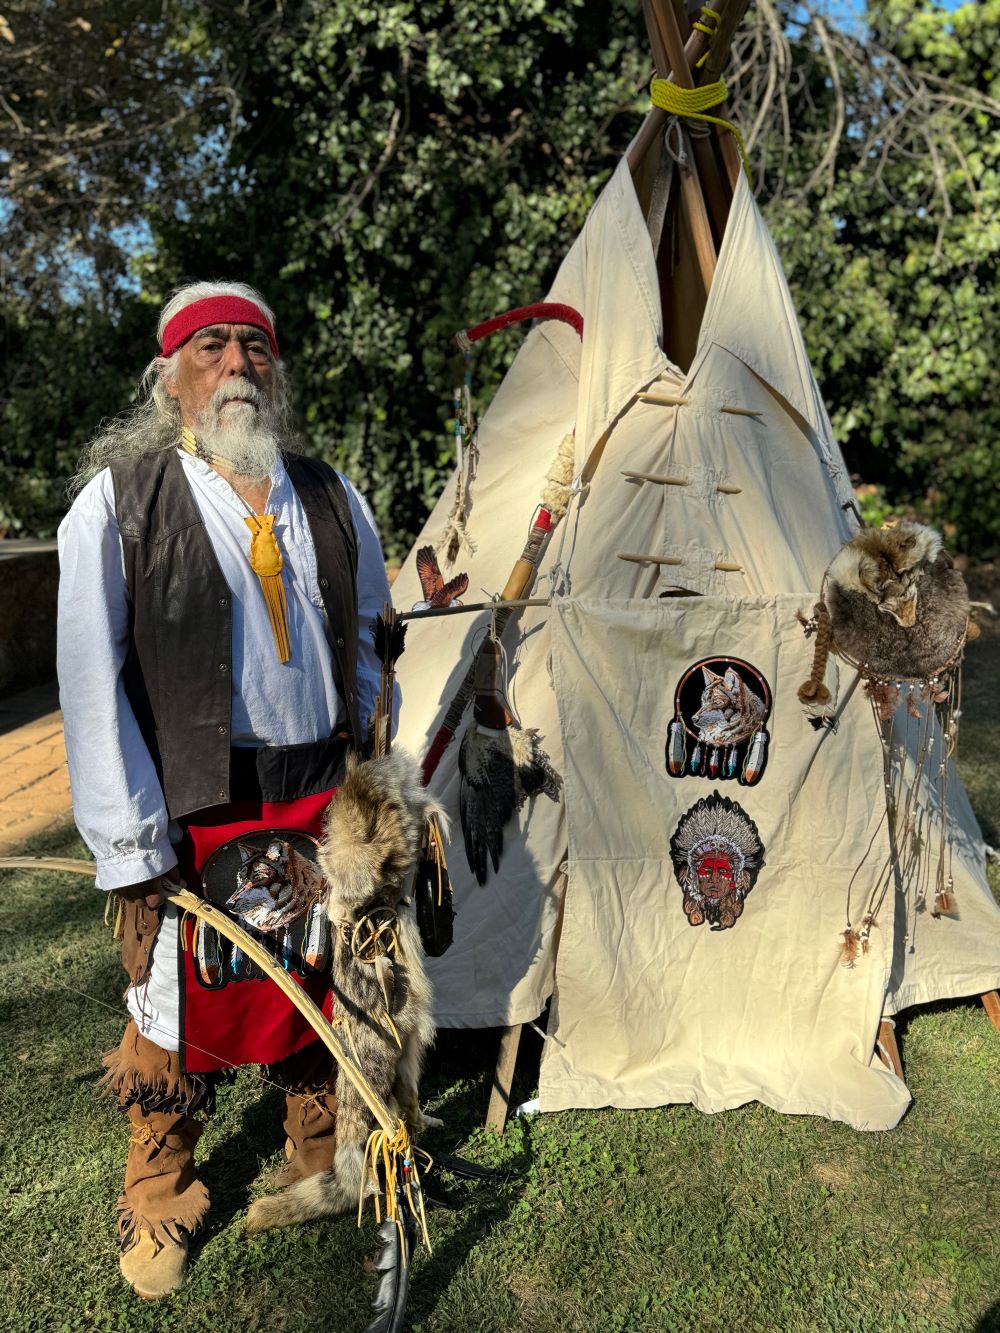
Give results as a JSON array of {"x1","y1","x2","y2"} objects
[{"x1": 419, "y1": 303, "x2": 583, "y2": 786}]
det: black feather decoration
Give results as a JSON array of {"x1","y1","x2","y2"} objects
[
  {"x1": 414, "y1": 856, "x2": 455, "y2": 957},
  {"x1": 366, "y1": 1187, "x2": 418, "y2": 1333},
  {"x1": 458, "y1": 725, "x2": 519, "y2": 885},
  {"x1": 432, "y1": 1151, "x2": 510, "y2": 1181},
  {"x1": 370, "y1": 613, "x2": 408, "y2": 669}
]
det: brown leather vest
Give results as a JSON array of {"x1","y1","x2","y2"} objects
[{"x1": 110, "y1": 448, "x2": 361, "y2": 819}]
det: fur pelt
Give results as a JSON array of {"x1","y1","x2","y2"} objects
[
  {"x1": 246, "y1": 750, "x2": 443, "y2": 1232},
  {"x1": 824, "y1": 522, "x2": 969, "y2": 679}
]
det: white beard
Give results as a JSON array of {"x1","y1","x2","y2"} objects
[{"x1": 195, "y1": 382, "x2": 281, "y2": 479}]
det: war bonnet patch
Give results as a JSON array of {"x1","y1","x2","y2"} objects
[{"x1": 669, "y1": 792, "x2": 765, "y2": 931}]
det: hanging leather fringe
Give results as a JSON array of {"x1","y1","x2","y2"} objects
[
  {"x1": 104, "y1": 891, "x2": 125, "y2": 940},
  {"x1": 359, "y1": 1123, "x2": 432, "y2": 1257},
  {"x1": 245, "y1": 514, "x2": 291, "y2": 663}
]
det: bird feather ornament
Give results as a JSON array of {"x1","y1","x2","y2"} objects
[
  {"x1": 371, "y1": 611, "x2": 408, "y2": 672},
  {"x1": 458, "y1": 637, "x2": 561, "y2": 885},
  {"x1": 415, "y1": 546, "x2": 469, "y2": 609},
  {"x1": 366, "y1": 1193, "x2": 418, "y2": 1333},
  {"x1": 370, "y1": 608, "x2": 407, "y2": 759},
  {"x1": 413, "y1": 816, "x2": 455, "y2": 956}
]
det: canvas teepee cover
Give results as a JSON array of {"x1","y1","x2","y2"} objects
[{"x1": 390, "y1": 160, "x2": 1000, "y2": 1131}]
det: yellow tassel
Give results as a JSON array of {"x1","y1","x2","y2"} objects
[
  {"x1": 105, "y1": 893, "x2": 125, "y2": 940},
  {"x1": 358, "y1": 1121, "x2": 432, "y2": 1256},
  {"x1": 245, "y1": 514, "x2": 291, "y2": 663}
]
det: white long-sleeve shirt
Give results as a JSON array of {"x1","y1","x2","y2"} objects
[{"x1": 57, "y1": 449, "x2": 393, "y2": 891}]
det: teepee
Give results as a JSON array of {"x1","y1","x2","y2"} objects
[{"x1": 391, "y1": 0, "x2": 1000, "y2": 1132}]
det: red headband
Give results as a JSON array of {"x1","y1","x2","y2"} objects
[{"x1": 160, "y1": 295, "x2": 279, "y2": 359}]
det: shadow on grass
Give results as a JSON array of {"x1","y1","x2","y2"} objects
[
  {"x1": 197, "y1": 1084, "x2": 287, "y2": 1237},
  {"x1": 174, "y1": 1025, "x2": 536, "y2": 1330},
  {"x1": 397, "y1": 1025, "x2": 537, "y2": 1326}
]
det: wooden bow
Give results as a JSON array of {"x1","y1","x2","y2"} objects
[{"x1": 0, "y1": 857, "x2": 398, "y2": 1137}]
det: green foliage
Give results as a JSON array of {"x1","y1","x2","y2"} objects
[
  {"x1": 138, "y1": 0, "x2": 648, "y2": 557},
  {"x1": 2, "y1": 728, "x2": 1000, "y2": 1331},
  {"x1": 762, "y1": 0, "x2": 1000, "y2": 555},
  {"x1": 0, "y1": 300, "x2": 154, "y2": 537},
  {"x1": 2, "y1": 1, "x2": 998, "y2": 560}
]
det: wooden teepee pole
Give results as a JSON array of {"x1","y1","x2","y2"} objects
[
  {"x1": 700, "y1": 0, "x2": 751, "y2": 188},
  {"x1": 641, "y1": 0, "x2": 716, "y2": 284},
  {"x1": 627, "y1": 0, "x2": 745, "y2": 178},
  {"x1": 644, "y1": 0, "x2": 732, "y2": 250}
]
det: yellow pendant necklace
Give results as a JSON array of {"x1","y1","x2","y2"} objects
[{"x1": 180, "y1": 427, "x2": 291, "y2": 664}]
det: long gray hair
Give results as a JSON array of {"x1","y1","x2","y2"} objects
[{"x1": 68, "y1": 280, "x2": 294, "y2": 498}]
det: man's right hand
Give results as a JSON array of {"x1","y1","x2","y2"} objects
[{"x1": 116, "y1": 865, "x2": 180, "y2": 911}]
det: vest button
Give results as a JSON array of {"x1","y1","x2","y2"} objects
[
  {"x1": 219, "y1": 663, "x2": 228, "y2": 673},
  {"x1": 336, "y1": 636, "x2": 345, "y2": 648},
  {"x1": 218, "y1": 725, "x2": 227, "y2": 735},
  {"x1": 319, "y1": 577, "x2": 329, "y2": 589},
  {"x1": 218, "y1": 789, "x2": 226, "y2": 800},
  {"x1": 219, "y1": 597, "x2": 228, "y2": 608},
  {"x1": 348, "y1": 691, "x2": 354, "y2": 703}
]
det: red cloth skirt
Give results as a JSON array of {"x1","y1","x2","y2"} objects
[{"x1": 177, "y1": 789, "x2": 335, "y2": 1073}]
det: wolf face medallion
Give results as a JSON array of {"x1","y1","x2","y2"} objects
[
  {"x1": 665, "y1": 656, "x2": 772, "y2": 786},
  {"x1": 194, "y1": 831, "x2": 330, "y2": 987}
]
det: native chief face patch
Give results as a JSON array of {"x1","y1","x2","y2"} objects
[{"x1": 669, "y1": 792, "x2": 765, "y2": 931}]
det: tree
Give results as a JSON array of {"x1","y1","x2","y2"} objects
[
  {"x1": 734, "y1": 0, "x2": 1000, "y2": 553},
  {"x1": 141, "y1": 0, "x2": 651, "y2": 558},
  {"x1": 0, "y1": 0, "x2": 231, "y2": 535},
  {"x1": 3, "y1": 1, "x2": 998, "y2": 559}
]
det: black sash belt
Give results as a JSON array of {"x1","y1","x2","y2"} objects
[{"x1": 228, "y1": 731, "x2": 353, "y2": 804}]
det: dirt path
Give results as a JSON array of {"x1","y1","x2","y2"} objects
[{"x1": 0, "y1": 681, "x2": 74, "y2": 854}]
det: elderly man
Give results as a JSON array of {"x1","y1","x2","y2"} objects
[{"x1": 58, "y1": 281, "x2": 393, "y2": 1298}]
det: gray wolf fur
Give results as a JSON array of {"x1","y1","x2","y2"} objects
[
  {"x1": 246, "y1": 749, "x2": 443, "y2": 1231},
  {"x1": 824, "y1": 522, "x2": 969, "y2": 678}
]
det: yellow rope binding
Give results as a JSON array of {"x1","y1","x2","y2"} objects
[
  {"x1": 692, "y1": 5, "x2": 722, "y2": 65},
  {"x1": 650, "y1": 75, "x2": 752, "y2": 187}
]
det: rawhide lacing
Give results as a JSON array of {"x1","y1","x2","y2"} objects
[{"x1": 339, "y1": 905, "x2": 400, "y2": 963}]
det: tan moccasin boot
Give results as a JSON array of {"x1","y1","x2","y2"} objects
[{"x1": 119, "y1": 1231, "x2": 188, "y2": 1299}]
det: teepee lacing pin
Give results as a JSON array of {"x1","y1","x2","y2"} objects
[
  {"x1": 621, "y1": 469, "x2": 743, "y2": 496},
  {"x1": 617, "y1": 552, "x2": 744, "y2": 573}
]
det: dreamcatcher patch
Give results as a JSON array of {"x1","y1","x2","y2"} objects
[
  {"x1": 666, "y1": 656, "x2": 771, "y2": 786},
  {"x1": 192, "y1": 831, "x2": 330, "y2": 988},
  {"x1": 669, "y1": 792, "x2": 765, "y2": 931}
]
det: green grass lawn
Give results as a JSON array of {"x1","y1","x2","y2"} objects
[{"x1": 2, "y1": 603, "x2": 999, "y2": 1333}]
